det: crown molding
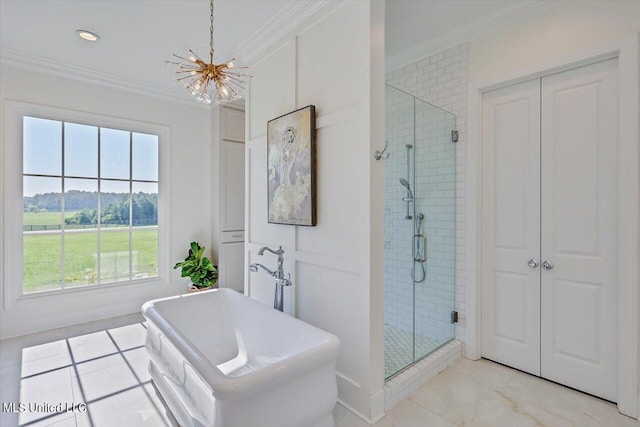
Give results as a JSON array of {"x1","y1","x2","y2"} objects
[
  {"x1": 385, "y1": 0, "x2": 568, "y2": 74},
  {"x1": 0, "y1": 0, "x2": 332, "y2": 104},
  {"x1": 237, "y1": 0, "x2": 332, "y2": 64},
  {"x1": 0, "y1": 47, "x2": 209, "y2": 108}
]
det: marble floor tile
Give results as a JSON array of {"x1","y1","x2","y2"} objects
[
  {"x1": 72, "y1": 360, "x2": 140, "y2": 403},
  {"x1": 500, "y1": 372, "x2": 640, "y2": 427},
  {"x1": 0, "y1": 329, "x2": 68, "y2": 369},
  {"x1": 375, "y1": 399, "x2": 455, "y2": 427},
  {"x1": 67, "y1": 331, "x2": 119, "y2": 363},
  {"x1": 18, "y1": 366, "x2": 75, "y2": 426},
  {"x1": 333, "y1": 403, "x2": 370, "y2": 427},
  {"x1": 75, "y1": 382, "x2": 173, "y2": 427},
  {"x1": 2, "y1": 314, "x2": 640, "y2": 427},
  {"x1": 444, "y1": 357, "x2": 517, "y2": 390},
  {"x1": 107, "y1": 322, "x2": 147, "y2": 351},
  {"x1": 407, "y1": 368, "x2": 573, "y2": 427}
]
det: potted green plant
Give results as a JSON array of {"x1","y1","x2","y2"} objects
[{"x1": 173, "y1": 241, "x2": 218, "y2": 293}]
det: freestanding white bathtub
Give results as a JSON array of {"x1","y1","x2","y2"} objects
[{"x1": 142, "y1": 288, "x2": 340, "y2": 427}]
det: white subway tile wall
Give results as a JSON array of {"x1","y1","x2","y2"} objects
[
  {"x1": 386, "y1": 44, "x2": 468, "y2": 345},
  {"x1": 384, "y1": 84, "x2": 456, "y2": 380}
]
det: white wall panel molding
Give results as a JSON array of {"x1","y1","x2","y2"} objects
[
  {"x1": 315, "y1": 104, "x2": 362, "y2": 129},
  {"x1": 238, "y1": 0, "x2": 332, "y2": 64},
  {"x1": 294, "y1": 255, "x2": 361, "y2": 276},
  {"x1": 245, "y1": 0, "x2": 384, "y2": 418},
  {"x1": 246, "y1": 102, "x2": 361, "y2": 149},
  {"x1": 245, "y1": 242, "x2": 361, "y2": 276},
  {"x1": 337, "y1": 371, "x2": 362, "y2": 389}
]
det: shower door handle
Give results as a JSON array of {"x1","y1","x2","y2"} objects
[{"x1": 414, "y1": 234, "x2": 427, "y2": 263}]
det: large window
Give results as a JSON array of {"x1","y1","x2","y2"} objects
[{"x1": 22, "y1": 116, "x2": 159, "y2": 293}]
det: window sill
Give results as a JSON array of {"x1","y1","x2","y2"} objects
[{"x1": 16, "y1": 276, "x2": 167, "y2": 302}]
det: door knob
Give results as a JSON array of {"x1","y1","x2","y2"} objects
[
  {"x1": 527, "y1": 258, "x2": 539, "y2": 268},
  {"x1": 542, "y1": 260, "x2": 554, "y2": 270}
]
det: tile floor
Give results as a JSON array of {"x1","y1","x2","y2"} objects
[
  {"x1": 0, "y1": 315, "x2": 638, "y2": 427},
  {"x1": 384, "y1": 324, "x2": 443, "y2": 378}
]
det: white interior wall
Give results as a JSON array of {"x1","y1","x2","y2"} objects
[
  {"x1": 466, "y1": 0, "x2": 640, "y2": 415},
  {"x1": 468, "y1": 1, "x2": 640, "y2": 83},
  {"x1": 384, "y1": 0, "x2": 639, "y2": 412},
  {"x1": 0, "y1": 64, "x2": 212, "y2": 339},
  {"x1": 244, "y1": 0, "x2": 385, "y2": 421}
]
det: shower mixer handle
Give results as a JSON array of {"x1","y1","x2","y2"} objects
[{"x1": 414, "y1": 233, "x2": 427, "y2": 263}]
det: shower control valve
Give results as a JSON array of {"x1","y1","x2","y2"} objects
[{"x1": 527, "y1": 258, "x2": 539, "y2": 269}]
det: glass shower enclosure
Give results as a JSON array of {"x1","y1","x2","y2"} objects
[{"x1": 384, "y1": 84, "x2": 456, "y2": 379}]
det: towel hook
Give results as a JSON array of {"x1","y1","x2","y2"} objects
[{"x1": 374, "y1": 140, "x2": 390, "y2": 160}]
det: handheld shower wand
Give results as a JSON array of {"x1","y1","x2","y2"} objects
[{"x1": 399, "y1": 178, "x2": 413, "y2": 220}]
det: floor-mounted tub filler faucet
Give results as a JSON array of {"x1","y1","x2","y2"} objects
[{"x1": 248, "y1": 246, "x2": 292, "y2": 312}]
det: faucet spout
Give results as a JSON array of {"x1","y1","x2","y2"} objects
[
  {"x1": 249, "y1": 263, "x2": 276, "y2": 277},
  {"x1": 257, "y1": 246, "x2": 284, "y2": 278}
]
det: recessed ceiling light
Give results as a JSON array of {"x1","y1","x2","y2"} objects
[{"x1": 76, "y1": 30, "x2": 100, "y2": 42}]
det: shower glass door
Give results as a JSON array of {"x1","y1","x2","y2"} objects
[{"x1": 384, "y1": 85, "x2": 456, "y2": 379}]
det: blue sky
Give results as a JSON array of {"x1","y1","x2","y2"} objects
[{"x1": 23, "y1": 117, "x2": 158, "y2": 197}]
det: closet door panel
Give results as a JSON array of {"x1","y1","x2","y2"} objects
[
  {"x1": 541, "y1": 58, "x2": 618, "y2": 401},
  {"x1": 481, "y1": 79, "x2": 541, "y2": 375}
]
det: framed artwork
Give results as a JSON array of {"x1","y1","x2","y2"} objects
[{"x1": 267, "y1": 105, "x2": 316, "y2": 226}]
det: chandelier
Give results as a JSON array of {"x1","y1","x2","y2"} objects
[{"x1": 167, "y1": 0, "x2": 249, "y2": 104}]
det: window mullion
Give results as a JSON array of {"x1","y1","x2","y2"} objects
[
  {"x1": 97, "y1": 127, "x2": 102, "y2": 285},
  {"x1": 129, "y1": 131, "x2": 133, "y2": 281},
  {"x1": 60, "y1": 122, "x2": 65, "y2": 290}
]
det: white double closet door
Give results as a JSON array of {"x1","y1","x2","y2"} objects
[{"x1": 481, "y1": 58, "x2": 618, "y2": 402}]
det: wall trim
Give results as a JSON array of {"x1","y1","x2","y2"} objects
[
  {"x1": 0, "y1": 49, "x2": 204, "y2": 108},
  {"x1": 385, "y1": 0, "x2": 565, "y2": 73},
  {"x1": 465, "y1": 33, "x2": 639, "y2": 418},
  {"x1": 238, "y1": 0, "x2": 331, "y2": 64},
  {"x1": 0, "y1": 1, "x2": 332, "y2": 105}
]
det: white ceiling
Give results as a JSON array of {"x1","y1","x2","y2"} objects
[{"x1": 0, "y1": 0, "x2": 556, "y2": 102}]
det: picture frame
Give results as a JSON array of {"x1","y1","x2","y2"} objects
[{"x1": 267, "y1": 105, "x2": 316, "y2": 226}]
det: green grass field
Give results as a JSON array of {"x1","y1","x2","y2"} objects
[
  {"x1": 23, "y1": 211, "x2": 76, "y2": 226},
  {"x1": 23, "y1": 228, "x2": 158, "y2": 293}
]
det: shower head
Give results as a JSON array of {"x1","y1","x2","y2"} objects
[{"x1": 399, "y1": 178, "x2": 414, "y2": 200}]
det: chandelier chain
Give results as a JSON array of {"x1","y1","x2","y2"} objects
[{"x1": 210, "y1": 0, "x2": 214, "y2": 52}]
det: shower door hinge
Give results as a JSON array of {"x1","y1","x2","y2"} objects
[
  {"x1": 451, "y1": 130, "x2": 459, "y2": 143},
  {"x1": 451, "y1": 311, "x2": 458, "y2": 324}
]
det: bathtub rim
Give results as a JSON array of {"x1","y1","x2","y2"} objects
[{"x1": 142, "y1": 288, "x2": 340, "y2": 400}]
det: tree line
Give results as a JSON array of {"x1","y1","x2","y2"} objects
[{"x1": 24, "y1": 191, "x2": 158, "y2": 226}]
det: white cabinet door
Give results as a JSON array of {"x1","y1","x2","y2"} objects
[
  {"x1": 222, "y1": 108, "x2": 245, "y2": 142},
  {"x1": 221, "y1": 140, "x2": 245, "y2": 232},
  {"x1": 218, "y1": 241, "x2": 245, "y2": 293},
  {"x1": 540, "y1": 59, "x2": 618, "y2": 401},
  {"x1": 481, "y1": 79, "x2": 542, "y2": 376}
]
